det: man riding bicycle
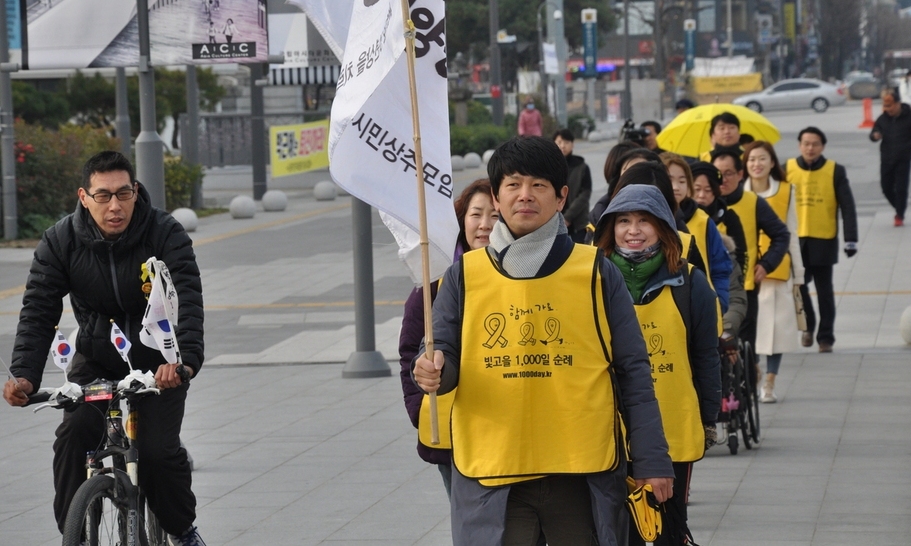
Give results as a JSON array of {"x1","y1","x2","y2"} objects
[{"x1": 2, "y1": 151, "x2": 206, "y2": 546}]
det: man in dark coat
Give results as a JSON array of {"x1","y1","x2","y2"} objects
[
  {"x1": 786, "y1": 127, "x2": 859, "y2": 353},
  {"x1": 870, "y1": 89, "x2": 911, "y2": 226},
  {"x1": 553, "y1": 128, "x2": 593, "y2": 243},
  {"x1": 2, "y1": 151, "x2": 206, "y2": 545}
]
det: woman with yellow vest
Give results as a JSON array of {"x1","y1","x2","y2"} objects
[
  {"x1": 742, "y1": 142, "x2": 805, "y2": 403},
  {"x1": 663, "y1": 153, "x2": 733, "y2": 313},
  {"x1": 595, "y1": 172, "x2": 721, "y2": 546},
  {"x1": 398, "y1": 179, "x2": 499, "y2": 497}
]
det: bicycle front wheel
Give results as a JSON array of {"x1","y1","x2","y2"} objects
[{"x1": 62, "y1": 474, "x2": 149, "y2": 546}]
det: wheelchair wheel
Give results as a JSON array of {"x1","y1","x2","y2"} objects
[
  {"x1": 728, "y1": 433, "x2": 738, "y2": 455},
  {"x1": 742, "y1": 341, "x2": 761, "y2": 445}
]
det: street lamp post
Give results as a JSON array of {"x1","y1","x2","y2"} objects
[
  {"x1": 623, "y1": 0, "x2": 632, "y2": 119},
  {"x1": 489, "y1": 0, "x2": 504, "y2": 125},
  {"x1": 537, "y1": 2, "x2": 563, "y2": 118},
  {"x1": 547, "y1": 0, "x2": 568, "y2": 127}
]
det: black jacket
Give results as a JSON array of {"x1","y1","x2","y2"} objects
[
  {"x1": 784, "y1": 155, "x2": 858, "y2": 266},
  {"x1": 564, "y1": 154, "x2": 593, "y2": 232},
  {"x1": 697, "y1": 198, "x2": 747, "y2": 274},
  {"x1": 11, "y1": 185, "x2": 204, "y2": 390},
  {"x1": 871, "y1": 103, "x2": 911, "y2": 165},
  {"x1": 723, "y1": 184, "x2": 789, "y2": 277}
]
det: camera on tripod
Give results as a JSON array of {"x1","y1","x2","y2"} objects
[{"x1": 618, "y1": 119, "x2": 651, "y2": 145}]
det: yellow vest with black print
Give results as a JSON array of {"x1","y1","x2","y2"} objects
[
  {"x1": 758, "y1": 181, "x2": 793, "y2": 282},
  {"x1": 452, "y1": 245, "x2": 620, "y2": 486},
  {"x1": 786, "y1": 158, "x2": 838, "y2": 240},
  {"x1": 633, "y1": 266, "x2": 705, "y2": 463},
  {"x1": 719, "y1": 190, "x2": 759, "y2": 290}
]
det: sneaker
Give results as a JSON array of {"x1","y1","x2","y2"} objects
[
  {"x1": 801, "y1": 331, "x2": 813, "y2": 347},
  {"x1": 169, "y1": 526, "x2": 206, "y2": 546},
  {"x1": 895, "y1": 215, "x2": 904, "y2": 227},
  {"x1": 818, "y1": 343, "x2": 833, "y2": 353}
]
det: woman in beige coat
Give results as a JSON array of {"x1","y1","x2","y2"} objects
[{"x1": 743, "y1": 141, "x2": 804, "y2": 403}]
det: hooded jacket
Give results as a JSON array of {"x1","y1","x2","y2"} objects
[
  {"x1": 598, "y1": 185, "x2": 721, "y2": 425},
  {"x1": 11, "y1": 184, "x2": 204, "y2": 390}
]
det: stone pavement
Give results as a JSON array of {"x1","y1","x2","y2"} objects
[{"x1": 1, "y1": 103, "x2": 910, "y2": 544}]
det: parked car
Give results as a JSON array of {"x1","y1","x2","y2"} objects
[
  {"x1": 841, "y1": 71, "x2": 881, "y2": 99},
  {"x1": 733, "y1": 78, "x2": 846, "y2": 113}
]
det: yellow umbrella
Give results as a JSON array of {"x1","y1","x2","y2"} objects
[{"x1": 656, "y1": 103, "x2": 780, "y2": 158}]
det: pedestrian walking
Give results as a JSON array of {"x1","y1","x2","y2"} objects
[
  {"x1": 207, "y1": 21, "x2": 217, "y2": 44},
  {"x1": 553, "y1": 129, "x2": 592, "y2": 243},
  {"x1": 870, "y1": 89, "x2": 911, "y2": 226},
  {"x1": 664, "y1": 153, "x2": 733, "y2": 314},
  {"x1": 594, "y1": 178, "x2": 721, "y2": 546},
  {"x1": 699, "y1": 112, "x2": 743, "y2": 162},
  {"x1": 398, "y1": 179, "x2": 499, "y2": 498},
  {"x1": 742, "y1": 141, "x2": 804, "y2": 402},
  {"x1": 413, "y1": 137, "x2": 673, "y2": 546},
  {"x1": 517, "y1": 97, "x2": 543, "y2": 137},
  {"x1": 690, "y1": 161, "x2": 747, "y2": 274},
  {"x1": 785, "y1": 127, "x2": 858, "y2": 353},
  {"x1": 222, "y1": 18, "x2": 238, "y2": 44},
  {"x1": 711, "y1": 150, "x2": 789, "y2": 357}
]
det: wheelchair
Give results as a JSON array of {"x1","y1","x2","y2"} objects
[{"x1": 717, "y1": 340, "x2": 760, "y2": 454}]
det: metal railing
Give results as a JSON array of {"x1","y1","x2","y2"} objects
[{"x1": 179, "y1": 110, "x2": 329, "y2": 168}]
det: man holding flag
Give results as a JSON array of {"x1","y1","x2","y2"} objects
[
  {"x1": 2, "y1": 151, "x2": 206, "y2": 546},
  {"x1": 414, "y1": 137, "x2": 674, "y2": 544}
]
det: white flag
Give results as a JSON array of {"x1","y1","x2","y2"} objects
[
  {"x1": 140, "y1": 258, "x2": 181, "y2": 365},
  {"x1": 109, "y1": 321, "x2": 132, "y2": 363},
  {"x1": 286, "y1": 0, "x2": 352, "y2": 59},
  {"x1": 51, "y1": 328, "x2": 74, "y2": 372},
  {"x1": 295, "y1": 0, "x2": 459, "y2": 283}
]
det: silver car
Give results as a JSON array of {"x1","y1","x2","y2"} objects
[{"x1": 733, "y1": 78, "x2": 846, "y2": 113}]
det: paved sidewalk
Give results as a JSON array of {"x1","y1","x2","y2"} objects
[{"x1": 1, "y1": 104, "x2": 910, "y2": 544}]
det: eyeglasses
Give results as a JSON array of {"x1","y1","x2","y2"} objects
[
  {"x1": 86, "y1": 186, "x2": 136, "y2": 203},
  {"x1": 721, "y1": 171, "x2": 739, "y2": 179}
]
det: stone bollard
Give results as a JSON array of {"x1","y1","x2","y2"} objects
[
  {"x1": 464, "y1": 152, "x2": 482, "y2": 168},
  {"x1": 451, "y1": 155, "x2": 465, "y2": 171},
  {"x1": 482, "y1": 149, "x2": 495, "y2": 164},
  {"x1": 171, "y1": 208, "x2": 199, "y2": 232},
  {"x1": 229, "y1": 195, "x2": 256, "y2": 219},
  {"x1": 587, "y1": 131, "x2": 603, "y2": 143},
  {"x1": 262, "y1": 190, "x2": 288, "y2": 212},
  {"x1": 314, "y1": 180, "x2": 338, "y2": 201},
  {"x1": 900, "y1": 306, "x2": 911, "y2": 344}
]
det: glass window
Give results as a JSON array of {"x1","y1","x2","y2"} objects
[{"x1": 698, "y1": 0, "x2": 715, "y2": 32}]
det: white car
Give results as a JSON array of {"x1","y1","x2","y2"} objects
[{"x1": 733, "y1": 78, "x2": 846, "y2": 113}]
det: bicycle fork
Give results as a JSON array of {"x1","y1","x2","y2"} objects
[{"x1": 85, "y1": 408, "x2": 145, "y2": 546}]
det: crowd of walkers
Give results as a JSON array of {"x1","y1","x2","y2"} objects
[{"x1": 397, "y1": 110, "x2": 858, "y2": 546}]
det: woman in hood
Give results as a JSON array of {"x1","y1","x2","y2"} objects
[{"x1": 595, "y1": 170, "x2": 721, "y2": 546}]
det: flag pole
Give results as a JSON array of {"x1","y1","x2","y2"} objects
[{"x1": 399, "y1": 0, "x2": 439, "y2": 445}]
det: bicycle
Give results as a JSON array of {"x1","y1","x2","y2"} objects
[{"x1": 27, "y1": 366, "x2": 189, "y2": 546}]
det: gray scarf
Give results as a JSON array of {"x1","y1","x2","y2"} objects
[{"x1": 488, "y1": 212, "x2": 567, "y2": 278}]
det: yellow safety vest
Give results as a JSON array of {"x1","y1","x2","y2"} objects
[
  {"x1": 685, "y1": 209, "x2": 712, "y2": 284},
  {"x1": 634, "y1": 269, "x2": 705, "y2": 463},
  {"x1": 758, "y1": 181, "x2": 793, "y2": 282},
  {"x1": 787, "y1": 158, "x2": 838, "y2": 240},
  {"x1": 418, "y1": 280, "x2": 454, "y2": 449},
  {"x1": 680, "y1": 224, "x2": 723, "y2": 335},
  {"x1": 452, "y1": 246, "x2": 619, "y2": 485},
  {"x1": 721, "y1": 191, "x2": 759, "y2": 291}
]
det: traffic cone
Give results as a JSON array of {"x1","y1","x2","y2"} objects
[{"x1": 858, "y1": 98, "x2": 875, "y2": 129}]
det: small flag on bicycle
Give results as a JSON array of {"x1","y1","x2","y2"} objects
[
  {"x1": 140, "y1": 258, "x2": 181, "y2": 364},
  {"x1": 110, "y1": 321, "x2": 132, "y2": 363},
  {"x1": 51, "y1": 327, "x2": 73, "y2": 372}
]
